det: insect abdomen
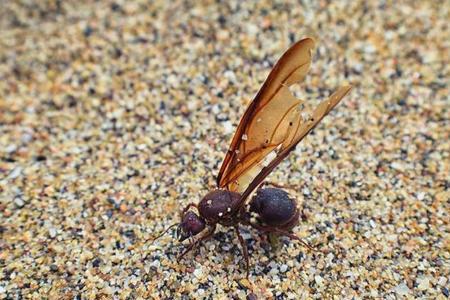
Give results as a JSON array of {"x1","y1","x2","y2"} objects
[{"x1": 249, "y1": 188, "x2": 298, "y2": 229}]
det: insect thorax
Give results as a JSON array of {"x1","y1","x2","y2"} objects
[{"x1": 198, "y1": 189, "x2": 241, "y2": 224}]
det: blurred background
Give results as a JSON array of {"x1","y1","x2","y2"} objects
[{"x1": 0, "y1": 1, "x2": 448, "y2": 299}]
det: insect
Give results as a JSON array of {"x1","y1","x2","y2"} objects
[{"x1": 157, "y1": 37, "x2": 351, "y2": 276}]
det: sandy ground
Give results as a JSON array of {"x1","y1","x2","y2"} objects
[{"x1": 0, "y1": 1, "x2": 449, "y2": 299}]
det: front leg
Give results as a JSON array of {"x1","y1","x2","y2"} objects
[{"x1": 177, "y1": 224, "x2": 216, "y2": 262}]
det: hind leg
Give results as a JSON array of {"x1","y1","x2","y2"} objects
[
  {"x1": 248, "y1": 222, "x2": 314, "y2": 251},
  {"x1": 270, "y1": 227, "x2": 314, "y2": 251}
]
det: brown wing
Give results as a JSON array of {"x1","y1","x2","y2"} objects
[
  {"x1": 216, "y1": 37, "x2": 351, "y2": 205},
  {"x1": 238, "y1": 86, "x2": 352, "y2": 202},
  {"x1": 217, "y1": 38, "x2": 316, "y2": 192}
]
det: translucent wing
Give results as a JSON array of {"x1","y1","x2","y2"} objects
[
  {"x1": 217, "y1": 38, "x2": 315, "y2": 191},
  {"x1": 238, "y1": 86, "x2": 351, "y2": 202},
  {"x1": 216, "y1": 38, "x2": 351, "y2": 203}
]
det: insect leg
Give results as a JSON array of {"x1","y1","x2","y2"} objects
[
  {"x1": 270, "y1": 228, "x2": 314, "y2": 251},
  {"x1": 177, "y1": 240, "x2": 199, "y2": 262},
  {"x1": 234, "y1": 226, "x2": 250, "y2": 278},
  {"x1": 177, "y1": 224, "x2": 216, "y2": 262},
  {"x1": 247, "y1": 222, "x2": 314, "y2": 251}
]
